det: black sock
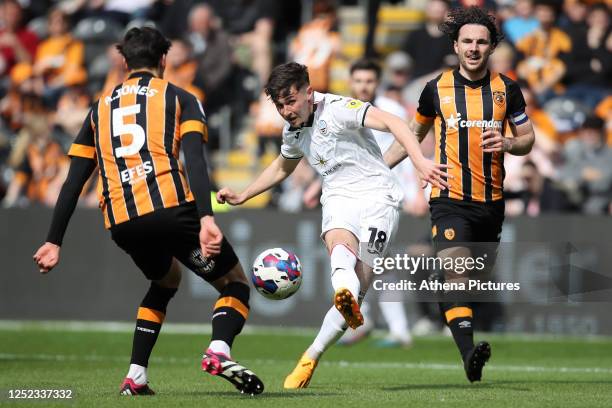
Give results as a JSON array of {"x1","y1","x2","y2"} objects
[
  {"x1": 131, "y1": 283, "x2": 177, "y2": 367},
  {"x1": 440, "y1": 302, "x2": 474, "y2": 361},
  {"x1": 211, "y1": 282, "x2": 250, "y2": 348}
]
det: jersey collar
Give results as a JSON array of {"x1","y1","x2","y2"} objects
[
  {"x1": 288, "y1": 112, "x2": 315, "y2": 131},
  {"x1": 128, "y1": 70, "x2": 156, "y2": 80},
  {"x1": 288, "y1": 92, "x2": 325, "y2": 130},
  {"x1": 453, "y1": 69, "x2": 490, "y2": 88}
]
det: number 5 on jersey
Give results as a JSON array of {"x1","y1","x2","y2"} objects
[{"x1": 113, "y1": 104, "x2": 145, "y2": 158}]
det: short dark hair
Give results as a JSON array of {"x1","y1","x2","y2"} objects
[
  {"x1": 534, "y1": 0, "x2": 561, "y2": 15},
  {"x1": 264, "y1": 62, "x2": 310, "y2": 102},
  {"x1": 589, "y1": 3, "x2": 609, "y2": 16},
  {"x1": 116, "y1": 27, "x2": 172, "y2": 71},
  {"x1": 439, "y1": 7, "x2": 503, "y2": 48},
  {"x1": 349, "y1": 58, "x2": 382, "y2": 79},
  {"x1": 582, "y1": 115, "x2": 604, "y2": 131}
]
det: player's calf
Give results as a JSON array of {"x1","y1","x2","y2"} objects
[
  {"x1": 121, "y1": 282, "x2": 177, "y2": 394},
  {"x1": 208, "y1": 281, "x2": 250, "y2": 356}
]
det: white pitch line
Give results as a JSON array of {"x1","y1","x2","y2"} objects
[
  {"x1": 1, "y1": 353, "x2": 611, "y2": 375},
  {"x1": 1, "y1": 320, "x2": 612, "y2": 343}
]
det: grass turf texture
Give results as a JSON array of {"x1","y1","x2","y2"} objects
[{"x1": 1, "y1": 325, "x2": 611, "y2": 407}]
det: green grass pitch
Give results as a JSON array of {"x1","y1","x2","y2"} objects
[{"x1": 1, "y1": 324, "x2": 611, "y2": 407}]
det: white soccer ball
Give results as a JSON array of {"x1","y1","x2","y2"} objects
[{"x1": 251, "y1": 248, "x2": 302, "y2": 300}]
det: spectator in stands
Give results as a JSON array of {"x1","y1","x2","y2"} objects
[
  {"x1": 53, "y1": 87, "x2": 90, "y2": 146},
  {"x1": 207, "y1": 0, "x2": 275, "y2": 86},
  {"x1": 595, "y1": 96, "x2": 612, "y2": 146},
  {"x1": 0, "y1": 0, "x2": 38, "y2": 81},
  {"x1": 100, "y1": 43, "x2": 127, "y2": 96},
  {"x1": 560, "y1": 0, "x2": 588, "y2": 28},
  {"x1": 561, "y1": 3, "x2": 611, "y2": 109},
  {"x1": 253, "y1": 90, "x2": 285, "y2": 159},
  {"x1": 450, "y1": 0, "x2": 497, "y2": 12},
  {"x1": 289, "y1": 0, "x2": 340, "y2": 93},
  {"x1": 0, "y1": 65, "x2": 35, "y2": 132},
  {"x1": 559, "y1": 115, "x2": 612, "y2": 214},
  {"x1": 188, "y1": 4, "x2": 232, "y2": 109},
  {"x1": 2, "y1": 113, "x2": 68, "y2": 207},
  {"x1": 504, "y1": 84, "x2": 559, "y2": 215},
  {"x1": 520, "y1": 83, "x2": 559, "y2": 149},
  {"x1": 502, "y1": 0, "x2": 540, "y2": 44},
  {"x1": 515, "y1": 0, "x2": 572, "y2": 104},
  {"x1": 516, "y1": 160, "x2": 573, "y2": 216},
  {"x1": 31, "y1": 7, "x2": 87, "y2": 106},
  {"x1": 488, "y1": 41, "x2": 517, "y2": 80},
  {"x1": 400, "y1": 0, "x2": 456, "y2": 80},
  {"x1": 146, "y1": 0, "x2": 194, "y2": 39},
  {"x1": 502, "y1": 0, "x2": 539, "y2": 45},
  {"x1": 382, "y1": 52, "x2": 412, "y2": 107},
  {"x1": 165, "y1": 37, "x2": 204, "y2": 102}
]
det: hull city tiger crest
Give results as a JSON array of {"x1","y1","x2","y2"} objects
[
  {"x1": 444, "y1": 228, "x2": 455, "y2": 240},
  {"x1": 493, "y1": 91, "x2": 505, "y2": 108}
]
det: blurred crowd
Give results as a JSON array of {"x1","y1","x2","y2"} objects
[{"x1": 0, "y1": 0, "x2": 610, "y2": 216}]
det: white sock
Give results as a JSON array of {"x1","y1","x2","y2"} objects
[
  {"x1": 306, "y1": 306, "x2": 348, "y2": 360},
  {"x1": 330, "y1": 244, "x2": 360, "y2": 299},
  {"x1": 208, "y1": 340, "x2": 231, "y2": 357},
  {"x1": 127, "y1": 364, "x2": 147, "y2": 385},
  {"x1": 379, "y1": 301, "x2": 412, "y2": 343},
  {"x1": 360, "y1": 300, "x2": 370, "y2": 318}
]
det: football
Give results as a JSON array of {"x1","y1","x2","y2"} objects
[{"x1": 251, "y1": 248, "x2": 302, "y2": 300}]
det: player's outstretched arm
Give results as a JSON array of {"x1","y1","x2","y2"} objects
[
  {"x1": 481, "y1": 119, "x2": 535, "y2": 156},
  {"x1": 383, "y1": 117, "x2": 432, "y2": 169},
  {"x1": 33, "y1": 156, "x2": 96, "y2": 274},
  {"x1": 364, "y1": 107, "x2": 451, "y2": 190},
  {"x1": 217, "y1": 154, "x2": 301, "y2": 205},
  {"x1": 383, "y1": 141, "x2": 408, "y2": 170}
]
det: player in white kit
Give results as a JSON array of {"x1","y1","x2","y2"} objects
[
  {"x1": 216, "y1": 62, "x2": 450, "y2": 388},
  {"x1": 338, "y1": 59, "x2": 416, "y2": 348}
]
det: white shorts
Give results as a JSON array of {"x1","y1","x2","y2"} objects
[{"x1": 321, "y1": 197, "x2": 400, "y2": 267}]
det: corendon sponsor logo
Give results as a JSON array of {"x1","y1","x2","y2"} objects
[{"x1": 446, "y1": 113, "x2": 503, "y2": 130}]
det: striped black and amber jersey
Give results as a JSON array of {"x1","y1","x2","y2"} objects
[
  {"x1": 68, "y1": 71, "x2": 208, "y2": 228},
  {"x1": 416, "y1": 70, "x2": 528, "y2": 203}
]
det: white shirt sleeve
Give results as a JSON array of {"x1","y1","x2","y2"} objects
[
  {"x1": 280, "y1": 125, "x2": 304, "y2": 159},
  {"x1": 331, "y1": 97, "x2": 372, "y2": 130}
]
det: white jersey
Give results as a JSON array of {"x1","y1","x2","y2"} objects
[
  {"x1": 281, "y1": 92, "x2": 403, "y2": 207},
  {"x1": 370, "y1": 95, "x2": 424, "y2": 203}
]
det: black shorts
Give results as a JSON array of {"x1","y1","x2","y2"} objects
[
  {"x1": 430, "y1": 197, "x2": 505, "y2": 255},
  {"x1": 110, "y1": 202, "x2": 239, "y2": 282}
]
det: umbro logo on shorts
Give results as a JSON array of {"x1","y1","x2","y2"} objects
[{"x1": 190, "y1": 249, "x2": 216, "y2": 274}]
